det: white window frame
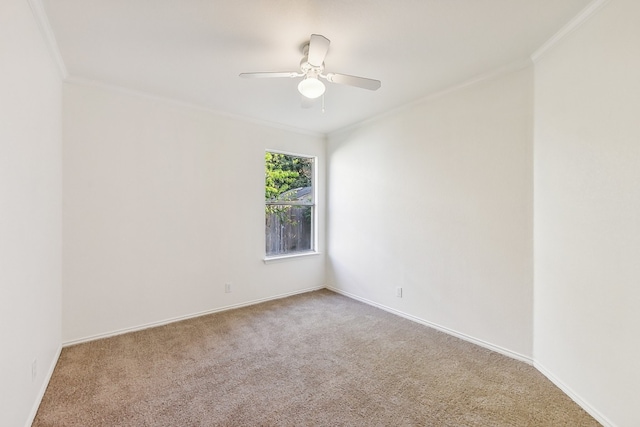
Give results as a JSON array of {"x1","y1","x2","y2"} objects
[{"x1": 264, "y1": 149, "x2": 318, "y2": 262}]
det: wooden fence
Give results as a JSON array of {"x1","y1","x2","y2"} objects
[{"x1": 265, "y1": 206, "x2": 312, "y2": 256}]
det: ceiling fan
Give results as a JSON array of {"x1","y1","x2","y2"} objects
[{"x1": 240, "y1": 34, "x2": 381, "y2": 106}]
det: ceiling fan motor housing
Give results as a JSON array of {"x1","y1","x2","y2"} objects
[{"x1": 300, "y1": 56, "x2": 324, "y2": 78}]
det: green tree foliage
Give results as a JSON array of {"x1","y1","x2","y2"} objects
[
  {"x1": 265, "y1": 152, "x2": 313, "y2": 224},
  {"x1": 265, "y1": 152, "x2": 312, "y2": 201}
]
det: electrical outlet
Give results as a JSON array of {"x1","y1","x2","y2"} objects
[
  {"x1": 225, "y1": 283, "x2": 232, "y2": 293},
  {"x1": 396, "y1": 287, "x2": 402, "y2": 298},
  {"x1": 31, "y1": 359, "x2": 37, "y2": 381}
]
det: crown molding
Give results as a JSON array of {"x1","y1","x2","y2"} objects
[
  {"x1": 329, "y1": 58, "x2": 532, "y2": 138},
  {"x1": 64, "y1": 77, "x2": 325, "y2": 139},
  {"x1": 531, "y1": 0, "x2": 611, "y2": 63},
  {"x1": 27, "y1": 0, "x2": 68, "y2": 79}
]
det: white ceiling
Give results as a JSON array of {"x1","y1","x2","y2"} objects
[{"x1": 42, "y1": 0, "x2": 592, "y2": 134}]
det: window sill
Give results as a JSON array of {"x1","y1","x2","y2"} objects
[{"x1": 263, "y1": 251, "x2": 321, "y2": 264}]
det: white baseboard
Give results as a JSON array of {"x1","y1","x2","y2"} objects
[
  {"x1": 25, "y1": 344, "x2": 62, "y2": 427},
  {"x1": 534, "y1": 361, "x2": 616, "y2": 427},
  {"x1": 62, "y1": 285, "x2": 325, "y2": 347},
  {"x1": 326, "y1": 286, "x2": 533, "y2": 365},
  {"x1": 41, "y1": 286, "x2": 616, "y2": 427},
  {"x1": 326, "y1": 286, "x2": 620, "y2": 426}
]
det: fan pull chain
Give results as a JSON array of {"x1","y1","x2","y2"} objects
[{"x1": 322, "y1": 94, "x2": 325, "y2": 113}]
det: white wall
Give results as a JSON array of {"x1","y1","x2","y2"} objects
[
  {"x1": 533, "y1": 1, "x2": 640, "y2": 426},
  {"x1": 327, "y1": 67, "x2": 534, "y2": 359},
  {"x1": 3, "y1": 1, "x2": 634, "y2": 425},
  {"x1": 0, "y1": 1, "x2": 63, "y2": 426},
  {"x1": 62, "y1": 83, "x2": 326, "y2": 343}
]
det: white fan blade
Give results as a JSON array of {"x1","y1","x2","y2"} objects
[
  {"x1": 301, "y1": 95, "x2": 314, "y2": 109},
  {"x1": 324, "y1": 72, "x2": 381, "y2": 90},
  {"x1": 307, "y1": 34, "x2": 330, "y2": 67},
  {"x1": 239, "y1": 72, "x2": 301, "y2": 78}
]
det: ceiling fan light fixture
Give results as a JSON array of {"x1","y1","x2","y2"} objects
[
  {"x1": 240, "y1": 34, "x2": 380, "y2": 107},
  {"x1": 298, "y1": 76, "x2": 325, "y2": 99}
]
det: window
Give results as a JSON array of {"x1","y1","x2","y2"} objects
[{"x1": 265, "y1": 151, "x2": 316, "y2": 258}]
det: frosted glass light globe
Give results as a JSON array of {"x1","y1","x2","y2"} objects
[{"x1": 298, "y1": 77, "x2": 326, "y2": 99}]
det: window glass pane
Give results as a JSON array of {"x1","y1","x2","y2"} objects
[
  {"x1": 265, "y1": 152, "x2": 313, "y2": 201},
  {"x1": 266, "y1": 205, "x2": 313, "y2": 256}
]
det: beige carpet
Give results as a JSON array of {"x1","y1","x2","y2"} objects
[{"x1": 34, "y1": 290, "x2": 600, "y2": 426}]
